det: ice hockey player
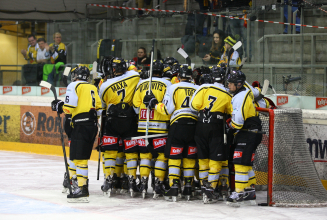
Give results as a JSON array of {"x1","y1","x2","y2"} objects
[
  {"x1": 133, "y1": 59, "x2": 172, "y2": 199},
  {"x1": 148, "y1": 64, "x2": 198, "y2": 202},
  {"x1": 225, "y1": 70, "x2": 262, "y2": 207},
  {"x1": 163, "y1": 56, "x2": 179, "y2": 67},
  {"x1": 98, "y1": 57, "x2": 140, "y2": 197},
  {"x1": 170, "y1": 63, "x2": 181, "y2": 84},
  {"x1": 51, "y1": 66, "x2": 102, "y2": 202},
  {"x1": 190, "y1": 65, "x2": 232, "y2": 203}
]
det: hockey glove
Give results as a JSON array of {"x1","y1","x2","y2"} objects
[
  {"x1": 143, "y1": 91, "x2": 158, "y2": 108},
  {"x1": 226, "y1": 118, "x2": 233, "y2": 129},
  {"x1": 51, "y1": 100, "x2": 64, "y2": 114}
]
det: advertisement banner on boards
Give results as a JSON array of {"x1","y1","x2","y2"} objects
[
  {"x1": 0, "y1": 105, "x2": 20, "y2": 142},
  {"x1": 20, "y1": 105, "x2": 69, "y2": 146},
  {"x1": 304, "y1": 123, "x2": 327, "y2": 180}
]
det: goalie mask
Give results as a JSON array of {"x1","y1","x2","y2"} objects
[
  {"x1": 178, "y1": 64, "x2": 192, "y2": 79},
  {"x1": 163, "y1": 57, "x2": 179, "y2": 66},
  {"x1": 71, "y1": 66, "x2": 90, "y2": 82},
  {"x1": 111, "y1": 57, "x2": 127, "y2": 75}
]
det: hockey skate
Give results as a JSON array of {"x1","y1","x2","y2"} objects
[
  {"x1": 139, "y1": 177, "x2": 148, "y2": 199},
  {"x1": 101, "y1": 175, "x2": 115, "y2": 197},
  {"x1": 62, "y1": 173, "x2": 78, "y2": 194},
  {"x1": 128, "y1": 175, "x2": 139, "y2": 198},
  {"x1": 243, "y1": 188, "x2": 256, "y2": 206},
  {"x1": 153, "y1": 177, "x2": 165, "y2": 199},
  {"x1": 120, "y1": 174, "x2": 129, "y2": 194},
  {"x1": 114, "y1": 176, "x2": 122, "y2": 194},
  {"x1": 67, "y1": 185, "x2": 89, "y2": 203},
  {"x1": 182, "y1": 177, "x2": 193, "y2": 201},
  {"x1": 164, "y1": 179, "x2": 179, "y2": 202},
  {"x1": 217, "y1": 179, "x2": 229, "y2": 201},
  {"x1": 226, "y1": 191, "x2": 244, "y2": 207},
  {"x1": 203, "y1": 182, "x2": 219, "y2": 204}
]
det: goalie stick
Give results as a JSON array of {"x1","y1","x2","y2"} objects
[
  {"x1": 39, "y1": 81, "x2": 72, "y2": 195},
  {"x1": 261, "y1": 80, "x2": 269, "y2": 96},
  {"x1": 177, "y1": 47, "x2": 191, "y2": 66}
]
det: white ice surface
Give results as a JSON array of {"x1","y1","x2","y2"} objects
[{"x1": 1, "y1": 150, "x2": 327, "y2": 220}]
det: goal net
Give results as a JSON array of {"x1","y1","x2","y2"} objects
[{"x1": 254, "y1": 107, "x2": 327, "y2": 207}]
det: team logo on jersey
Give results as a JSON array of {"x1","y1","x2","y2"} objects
[
  {"x1": 140, "y1": 109, "x2": 154, "y2": 120},
  {"x1": 22, "y1": 86, "x2": 31, "y2": 95},
  {"x1": 233, "y1": 151, "x2": 243, "y2": 159},
  {"x1": 124, "y1": 139, "x2": 137, "y2": 150},
  {"x1": 41, "y1": 87, "x2": 50, "y2": 95},
  {"x1": 102, "y1": 135, "x2": 118, "y2": 146},
  {"x1": 316, "y1": 97, "x2": 327, "y2": 109},
  {"x1": 188, "y1": 146, "x2": 197, "y2": 155},
  {"x1": 3, "y1": 86, "x2": 12, "y2": 94},
  {"x1": 138, "y1": 139, "x2": 146, "y2": 147},
  {"x1": 153, "y1": 138, "x2": 167, "y2": 149},
  {"x1": 59, "y1": 88, "x2": 66, "y2": 96},
  {"x1": 21, "y1": 111, "x2": 36, "y2": 135},
  {"x1": 277, "y1": 96, "x2": 288, "y2": 106},
  {"x1": 122, "y1": 104, "x2": 125, "y2": 109},
  {"x1": 170, "y1": 147, "x2": 183, "y2": 155}
]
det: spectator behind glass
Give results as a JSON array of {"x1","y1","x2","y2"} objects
[
  {"x1": 133, "y1": 47, "x2": 151, "y2": 66},
  {"x1": 36, "y1": 38, "x2": 50, "y2": 64},
  {"x1": 202, "y1": 30, "x2": 225, "y2": 65},
  {"x1": 21, "y1": 35, "x2": 39, "y2": 64},
  {"x1": 49, "y1": 32, "x2": 67, "y2": 64}
]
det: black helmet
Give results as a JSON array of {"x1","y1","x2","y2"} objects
[
  {"x1": 111, "y1": 57, "x2": 127, "y2": 75},
  {"x1": 163, "y1": 57, "x2": 179, "y2": 66},
  {"x1": 199, "y1": 73, "x2": 213, "y2": 85},
  {"x1": 71, "y1": 66, "x2": 90, "y2": 82},
  {"x1": 162, "y1": 64, "x2": 172, "y2": 78},
  {"x1": 101, "y1": 56, "x2": 114, "y2": 78},
  {"x1": 152, "y1": 60, "x2": 164, "y2": 75},
  {"x1": 227, "y1": 70, "x2": 246, "y2": 86},
  {"x1": 171, "y1": 63, "x2": 180, "y2": 77},
  {"x1": 210, "y1": 66, "x2": 225, "y2": 82},
  {"x1": 178, "y1": 64, "x2": 192, "y2": 79}
]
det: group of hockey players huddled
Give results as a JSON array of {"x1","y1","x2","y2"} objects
[{"x1": 50, "y1": 48, "x2": 276, "y2": 207}]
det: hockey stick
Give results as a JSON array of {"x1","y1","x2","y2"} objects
[
  {"x1": 261, "y1": 80, "x2": 269, "y2": 96},
  {"x1": 39, "y1": 81, "x2": 72, "y2": 195},
  {"x1": 238, "y1": 57, "x2": 247, "y2": 71},
  {"x1": 62, "y1": 67, "x2": 71, "y2": 87},
  {"x1": 96, "y1": 114, "x2": 103, "y2": 180},
  {"x1": 92, "y1": 61, "x2": 98, "y2": 81},
  {"x1": 177, "y1": 47, "x2": 191, "y2": 66},
  {"x1": 145, "y1": 39, "x2": 155, "y2": 146}
]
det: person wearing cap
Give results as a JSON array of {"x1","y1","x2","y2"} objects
[{"x1": 219, "y1": 36, "x2": 241, "y2": 66}]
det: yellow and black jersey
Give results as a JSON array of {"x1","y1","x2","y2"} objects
[
  {"x1": 156, "y1": 81, "x2": 199, "y2": 125},
  {"x1": 219, "y1": 48, "x2": 241, "y2": 66},
  {"x1": 190, "y1": 82, "x2": 232, "y2": 115},
  {"x1": 63, "y1": 81, "x2": 102, "y2": 119},
  {"x1": 26, "y1": 43, "x2": 39, "y2": 64},
  {"x1": 230, "y1": 87, "x2": 257, "y2": 129},
  {"x1": 49, "y1": 42, "x2": 67, "y2": 64},
  {"x1": 171, "y1": 76, "x2": 180, "y2": 85},
  {"x1": 99, "y1": 70, "x2": 140, "y2": 109},
  {"x1": 133, "y1": 77, "x2": 172, "y2": 133}
]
